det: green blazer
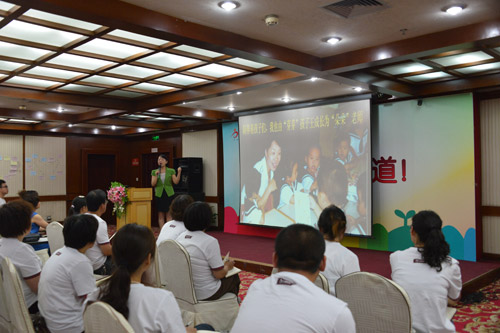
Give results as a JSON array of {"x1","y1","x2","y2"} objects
[{"x1": 152, "y1": 167, "x2": 175, "y2": 197}]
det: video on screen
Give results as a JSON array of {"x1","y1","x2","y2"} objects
[{"x1": 239, "y1": 99, "x2": 371, "y2": 236}]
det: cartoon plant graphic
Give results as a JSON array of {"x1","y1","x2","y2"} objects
[{"x1": 388, "y1": 209, "x2": 415, "y2": 251}]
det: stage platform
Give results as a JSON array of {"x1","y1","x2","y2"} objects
[{"x1": 208, "y1": 231, "x2": 500, "y2": 295}]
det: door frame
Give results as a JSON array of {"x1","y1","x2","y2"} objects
[{"x1": 81, "y1": 148, "x2": 119, "y2": 193}]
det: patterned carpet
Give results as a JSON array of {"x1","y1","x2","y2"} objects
[{"x1": 237, "y1": 271, "x2": 500, "y2": 333}]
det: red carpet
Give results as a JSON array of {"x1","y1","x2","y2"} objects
[{"x1": 208, "y1": 231, "x2": 500, "y2": 283}]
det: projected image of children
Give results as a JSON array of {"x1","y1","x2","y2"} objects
[{"x1": 239, "y1": 99, "x2": 372, "y2": 236}]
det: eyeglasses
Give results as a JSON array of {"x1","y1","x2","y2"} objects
[{"x1": 1, "y1": 185, "x2": 7, "y2": 188}]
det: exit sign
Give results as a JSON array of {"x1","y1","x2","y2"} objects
[{"x1": 152, "y1": 135, "x2": 160, "y2": 141}]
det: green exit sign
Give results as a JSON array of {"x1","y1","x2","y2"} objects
[{"x1": 152, "y1": 135, "x2": 160, "y2": 141}]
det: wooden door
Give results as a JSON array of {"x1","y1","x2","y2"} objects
[{"x1": 87, "y1": 154, "x2": 116, "y2": 225}]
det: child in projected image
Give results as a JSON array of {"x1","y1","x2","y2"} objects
[
  {"x1": 278, "y1": 161, "x2": 302, "y2": 208},
  {"x1": 300, "y1": 146, "x2": 321, "y2": 196},
  {"x1": 346, "y1": 172, "x2": 368, "y2": 236},
  {"x1": 309, "y1": 163, "x2": 348, "y2": 228}
]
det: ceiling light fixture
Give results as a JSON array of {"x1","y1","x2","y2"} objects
[
  {"x1": 111, "y1": 125, "x2": 116, "y2": 130},
  {"x1": 227, "y1": 106, "x2": 235, "y2": 112},
  {"x1": 93, "y1": 129, "x2": 99, "y2": 134},
  {"x1": 281, "y1": 97, "x2": 292, "y2": 103},
  {"x1": 326, "y1": 37, "x2": 342, "y2": 45},
  {"x1": 194, "y1": 111, "x2": 203, "y2": 117},
  {"x1": 353, "y1": 87, "x2": 363, "y2": 92},
  {"x1": 68, "y1": 124, "x2": 73, "y2": 127},
  {"x1": 236, "y1": 91, "x2": 242, "y2": 95},
  {"x1": 219, "y1": 1, "x2": 239, "y2": 11},
  {"x1": 18, "y1": 105, "x2": 26, "y2": 110},
  {"x1": 310, "y1": 77, "x2": 318, "y2": 82},
  {"x1": 138, "y1": 128, "x2": 146, "y2": 133},
  {"x1": 57, "y1": 106, "x2": 64, "y2": 113},
  {"x1": 444, "y1": 5, "x2": 465, "y2": 15}
]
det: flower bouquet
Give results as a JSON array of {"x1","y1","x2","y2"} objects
[{"x1": 107, "y1": 181, "x2": 128, "y2": 219}]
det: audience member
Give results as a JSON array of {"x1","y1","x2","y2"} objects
[
  {"x1": 0, "y1": 179, "x2": 8, "y2": 206},
  {"x1": 38, "y1": 214, "x2": 98, "y2": 333},
  {"x1": 156, "y1": 194, "x2": 194, "y2": 246},
  {"x1": 68, "y1": 195, "x2": 88, "y2": 216},
  {"x1": 93, "y1": 223, "x2": 197, "y2": 333},
  {"x1": 0, "y1": 200, "x2": 42, "y2": 314},
  {"x1": 390, "y1": 210, "x2": 462, "y2": 333},
  {"x1": 177, "y1": 201, "x2": 240, "y2": 301},
  {"x1": 317, "y1": 205, "x2": 360, "y2": 295},
  {"x1": 231, "y1": 224, "x2": 356, "y2": 333},
  {"x1": 85, "y1": 189, "x2": 112, "y2": 275},
  {"x1": 18, "y1": 189, "x2": 49, "y2": 251}
]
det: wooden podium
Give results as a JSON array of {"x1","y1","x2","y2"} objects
[{"x1": 116, "y1": 187, "x2": 152, "y2": 230}]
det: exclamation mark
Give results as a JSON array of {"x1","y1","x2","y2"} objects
[{"x1": 402, "y1": 159, "x2": 407, "y2": 182}]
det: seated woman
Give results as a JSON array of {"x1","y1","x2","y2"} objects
[
  {"x1": 19, "y1": 190, "x2": 49, "y2": 251},
  {"x1": 94, "y1": 223, "x2": 196, "y2": 333},
  {"x1": 177, "y1": 201, "x2": 240, "y2": 301},
  {"x1": 156, "y1": 194, "x2": 194, "y2": 246},
  {"x1": 317, "y1": 205, "x2": 360, "y2": 295},
  {"x1": 0, "y1": 200, "x2": 42, "y2": 314},
  {"x1": 390, "y1": 210, "x2": 462, "y2": 333},
  {"x1": 68, "y1": 195, "x2": 88, "y2": 216}
]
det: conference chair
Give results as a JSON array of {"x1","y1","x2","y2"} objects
[
  {"x1": 35, "y1": 248, "x2": 50, "y2": 267},
  {"x1": 157, "y1": 239, "x2": 239, "y2": 332},
  {"x1": 335, "y1": 272, "x2": 412, "y2": 333},
  {"x1": 46, "y1": 221, "x2": 64, "y2": 254},
  {"x1": 271, "y1": 267, "x2": 330, "y2": 294},
  {"x1": 0, "y1": 257, "x2": 35, "y2": 333},
  {"x1": 83, "y1": 301, "x2": 134, "y2": 333}
]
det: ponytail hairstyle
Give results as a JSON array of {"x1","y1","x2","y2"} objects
[
  {"x1": 412, "y1": 210, "x2": 450, "y2": 272},
  {"x1": 18, "y1": 190, "x2": 39, "y2": 209},
  {"x1": 317, "y1": 205, "x2": 347, "y2": 241},
  {"x1": 68, "y1": 195, "x2": 87, "y2": 216},
  {"x1": 100, "y1": 223, "x2": 156, "y2": 318}
]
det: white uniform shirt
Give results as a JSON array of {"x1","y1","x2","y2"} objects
[
  {"x1": 176, "y1": 230, "x2": 223, "y2": 300},
  {"x1": 390, "y1": 247, "x2": 462, "y2": 333},
  {"x1": 0, "y1": 237, "x2": 42, "y2": 307},
  {"x1": 39, "y1": 246, "x2": 96, "y2": 333},
  {"x1": 127, "y1": 283, "x2": 186, "y2": 333},
  {"x1": 156, "y1": 220, "x2": 187, "y2": 246},
  {"x1": 323, "y1": 241, "x2": 360, "y2": 295},
  {"x1": 85, "y1": 213, "x2": 110, "y2": 270},
  {"x1": 0, "y1": 197, "x2": 6, "y2": 207},
  {"x1": 231, "y1": 271, "x2": 356, "y2": 333}
]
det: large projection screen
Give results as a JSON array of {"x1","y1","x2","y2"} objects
[{"x1": 239, "y1": 99, "x2": 372, "y2": 236}]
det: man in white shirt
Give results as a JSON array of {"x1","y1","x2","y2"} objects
[
  {"x1": 85, "y1": 189, "x2": 112, "y2": 274},
  {"x1": 39, "y1": 214, "x2": 98, "y2": 333},
  {"x1": 0, "y1": 200, "x2": 42, "y2": 313},
  {"x1": 231, "y1": 224, "x2": 356, "y2": 333},
  {"x1": 0, "y1": 179, "x2": 8, "y2": 206},
  {"x1": 156, "y1": 194, "x2": 194, "y2": 246}
]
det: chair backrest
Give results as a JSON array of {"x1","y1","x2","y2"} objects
[
  {"x1": 0, "y1": 257, "x2": 35, "y2": 333},
  {"x1": 271, "y1": 268, "x2": 330, "y2": 294},
  {"x1": 83, "y1": 301, "x2": 134, "y2": 333},
  {"x1": 157, "y1": 239, "x2": 197, "y2": 304},
  {"x1": 46, "y1": 222, "x2": 64, "y2": 254},
  {"x1": 335, "y1": 272, "x2": 412, "y2": 333}
]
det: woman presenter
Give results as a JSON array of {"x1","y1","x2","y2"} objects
[{"x1": 151, "y1": 154, "x2": 181, "y2": 228}]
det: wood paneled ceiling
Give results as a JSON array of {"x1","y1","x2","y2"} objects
[{"x1": 0, "y1": 0, "x2": 499, "y2": 136}]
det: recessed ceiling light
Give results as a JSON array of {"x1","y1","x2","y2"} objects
[
  {"x1": 111, "y1": 125, "x2": 116, "y2": 130},
  {"x1": 310, "y1": 77, "x2": 318, "y2": 82},
  {"x1": 93, "y1": 129, "x2": 99, "y2": 134},
  {"x1": 18, "y1": 105, "x2": 26, "y2": 110},
  {"x1": 68, "y1": 124, "x2": 73, "y2": 127},
  {"x1": 194, "y1": 111, "x2": 203, "y2": 117},
  {"x1": 326, "y1": 37, "x2": 342, "y2": 45},
  {"x1": 138, "y1": 128, "x2": 146, "y2": 133},
  {"x1": 182, "y1": 101, "x2": 186, "y2": 105},
  {"x1": 281, "y1": 97, "x2": 292, "y2": 103},
  {"x1": 353, "y1": 87, "x2": 363, "y2": 92},
  {"x1": 219, "y1": 1, "x2": 239, "y2": 11},
  {"x1": 444, "y1": 5, "x2": 464, "y2": 15},
  {"x1": 57, "y1": 106, "x2": 64, "y2": 113},
  {"x1": 236, "y1": 91, "x2": 242, "y2": 95},
  {"x1": 227, "y1": 106, "x2": 235, "y2": 112}
]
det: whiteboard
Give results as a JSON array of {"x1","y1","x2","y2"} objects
[
  {"x1": 25, "y1": 136, "x2": 66, "y2": 195},
  {"x1": 0, "y1": 134, "x2": 23, "y2": 198}
]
